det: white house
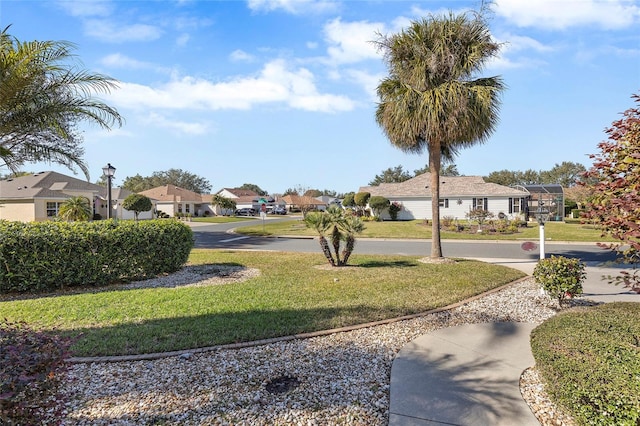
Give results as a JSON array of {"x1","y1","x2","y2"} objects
[{"x1": 358, "y1": 173, "x2": 530, "y2": 221}]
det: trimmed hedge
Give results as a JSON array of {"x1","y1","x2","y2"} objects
[
  {"x1": 531, "y1": 303, "x2": 640, "y2": 425},
  {"x1": 0, "y1": 219, "x2": 194, "y2": 293}
]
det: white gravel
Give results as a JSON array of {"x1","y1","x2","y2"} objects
[{"x1": 56, "y1": 271, "x2": 578, "y2": 425}]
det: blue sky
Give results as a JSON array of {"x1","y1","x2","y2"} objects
[{"x1": 2, "y1": 0, "x2": 639, "y2": 194}]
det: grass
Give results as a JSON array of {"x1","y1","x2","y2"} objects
[
  {"x1": 0, "y1": 249, "x2": 525, "y2": 357},
  {"x1": 237, "y1": 218, "x2": 614, "y2": 242}
]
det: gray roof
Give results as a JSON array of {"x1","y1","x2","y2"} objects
[
  {"x1": 359, "y1": 173, "x2": 530, "y2": 198},
  {"x1": 0, "y1": 171, "x2": 104, "y2": 200}
]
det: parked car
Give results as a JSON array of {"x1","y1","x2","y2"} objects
[
  {"x1": 272, "y1": 206, "x2": 287, "y2": 215},
  {"x1": 235, "y1": 208, "x2": 257, "y2": 216}
]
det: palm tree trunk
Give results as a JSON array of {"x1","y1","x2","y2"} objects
[
  {"x1": 430, "y1": 144, "x2": 443, "y2": 258},
  {"x1": 331, "y1": 225, "x2": 342, "y2": 265},
  {"x1": 341, "y1": 235, "x2": 356, "y2": 266},
  {"x1": 318, "y1": 235, "x2": 336, "y2": 266}
]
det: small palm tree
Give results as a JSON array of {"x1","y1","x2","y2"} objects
[
  {"x1": 304, "y1": 206, "x2": 365, "y2": 267},
  {"x1": 58, "y1": 196, "x2": 92, "y2": 221}
]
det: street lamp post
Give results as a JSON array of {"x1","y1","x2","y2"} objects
[
  {"x1": 102, "y1": 163, "x2": 116, "y2": 220},
  {"x1": 535, "y1": 196, "x2": 550, "y2": 260}
]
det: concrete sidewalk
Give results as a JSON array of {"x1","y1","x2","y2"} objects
[{"x1": 389, "y1": 259, "x2": 639, "y2": 426}]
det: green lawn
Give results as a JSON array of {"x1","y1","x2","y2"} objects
[
  {"x1": 0, "y1": 250, "x2": 524, "y2": 357},
  {"x1": 237, "y1": 218, "x2": 613, "y2": 242}
]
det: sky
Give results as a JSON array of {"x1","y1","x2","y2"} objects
[{"x1": 1, "y1": 0, "x2": 639, "y2": 195}]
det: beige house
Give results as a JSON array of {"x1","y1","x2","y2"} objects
[
  {"x1": 139, "y1": 184, "x2": 207, "y2": 217},
  {"x1": 359, "y1": 173, "x2": 530, "y2": 221},
  {"x1": 0, "y1": 171, "x2": 104, "y2": 222},
  {"x1": 281, "y1": 195, "x2": 327, "y2": 212}
]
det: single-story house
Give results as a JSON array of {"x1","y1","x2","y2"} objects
[
  {"x1": 517, "y1": 184, "x2": 565, "y2": 222},
  {"x1": 0, "y1": 171, "x2": 140, "y2": 222},
  {"x1": 358, "y1": 173, "x2": 530, "y2": 221},
  {"x1": 138, "y1": 184, "x2": 206, "y2": 217},
  {"x1": 281, "y1": 195, "x2": 327, "y2": 212}
]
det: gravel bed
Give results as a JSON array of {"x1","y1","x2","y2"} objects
[{"x1": 55, "y1": 273, "x2": 579, "y2": 425}]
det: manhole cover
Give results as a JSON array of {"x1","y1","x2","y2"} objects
[
  {"x1": 521, "y1": 241, "x2": 538, "y2": 252},
  {"x1": 265, "y1": 375, "x2": 300, "y2": 394}
]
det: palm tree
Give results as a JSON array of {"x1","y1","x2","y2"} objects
[
  {"x1": 375, "y1": 11, "x2": 504, "y2": 258},
  {"x1": 58, "y1": 196, "x2": 92, "y2": 221},
  {"x1": 0, "y1": 26, "x2": 123, "y2": 179},
  {"x1": 304, "y1": 206, "x2": 365, "y2": 267}
]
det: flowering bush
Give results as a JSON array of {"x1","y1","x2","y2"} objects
[
  {"x1": 1, "y1": 320, "x2": 73, "y2": 425},
  {"x1": 533, "y1": 256, "x2": 586, "y2": 304},
  {"x1": 388, "y1": 201, "x2": 402, "y2": 221}
]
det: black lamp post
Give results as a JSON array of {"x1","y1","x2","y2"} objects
[
  {"x1": 102, "y1": 163, "x2": 116, "y2": 220},
  {"x1": 535, "y1": 195, "x2": 550, "y2": 259}
]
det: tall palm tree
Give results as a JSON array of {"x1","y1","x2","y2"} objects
[
  {"x1": 58, "y1": 196, "x2": 92, "y2": 221},
  {"x1": 375, "y1": 11, "x2": 504, "y2": 258},
  {"x1": 0, "y1": 26, "x2": 123, "y2": 179}
]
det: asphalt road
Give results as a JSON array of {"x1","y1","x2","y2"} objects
[{"x1": 189, "y1": 218, "x2": 619, "y2": 265}]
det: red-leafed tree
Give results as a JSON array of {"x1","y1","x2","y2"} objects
[{"x1": 583, "y1": 92, "x2": 640, "y2": 292}]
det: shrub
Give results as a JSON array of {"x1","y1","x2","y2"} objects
[
  {"x1": 533, "y1": 255, "x2": 586, "y2": 304},
  {"x1": 0, "y1": 220, "x2": 194, "y2": 293},
  {"x1": 531, "y1": 303, "x2": 640, "y2": 425},
  {"x1": 388, "y1": 202, "x2": 402, "y2": 220},
  {"x1": 441, "y1": 216, "x2": 455, "y2": 228},
  {"x1": 0, "y1": 320, "x2": 73, "y2": 425},
  {"x1": 368, "y1": 196, "x2": 390, "y2": 218}
]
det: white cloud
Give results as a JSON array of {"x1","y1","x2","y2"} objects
[
  {"x1": 84, "y1": 19, "x2": 163, "y2": 42},
  {"x1": 108, "y1": 59, "x2": 354, "y2": 113},
  {"x1": 496, "y1": 0, "x2": 640, "y2": 30},
  {"x1": 344, "y1": 69, "x2": 383, "y2": 102},
  {"x1": 143, "y1": 112, "x2": 209, "y2": 135},
  {"x1": 176, "y1": 33, "x2": 190, "y2": 47},
  {"x1": 100, "y1": 53, "x2": 153, "y2": 69},
  {"x1": 56, "y1": 0, "x2": 113, "y2": 17},
  {"x1": 323, "y1": 18, "x2": 384, "y2": 65},
  {"x1": 247, "y1": 0, "x2": 339, "y2": 15},
  {"x1": 230, "y1": 49, "x2": 256, "y2": 62}
]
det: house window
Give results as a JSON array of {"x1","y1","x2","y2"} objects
[
  {"x1": 509, "y1": 197, "x2": 522, "y2": 214},
  {"x1": 185, "y1": 204, "x2": 190, "y2": 213},
  {"x1": 439, "y1": 198, "x2": 449, "y2": 208},
  {"x1": 46, "y1": 201, "x2": 62, "y2": 217},
  {"x1": 472, "y1": 198, "x2": 488, "y2": 211},
  {"x1": 178, "y1": 204, "x2": 183, "y2": 213}
]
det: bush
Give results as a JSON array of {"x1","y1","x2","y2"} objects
[
  {"x1": 388, "y1": 202, "x2": 402, "y2": 221},
  {"x1": 531, "y1": 303, "x2": 640, "y2": 425},
  {"x1": 1, "y1": 320, "x2": 73, "y2": 425},
  {"x1": 0, "y1": 220, "x2": 194, "y2": 293},
  {"x1": 533, "y1": 255, "x2": 586, "y2": 304}
]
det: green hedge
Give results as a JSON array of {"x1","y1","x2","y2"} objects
[
  {"x1": 531, "y1": 303, "x2": 640, "y2": 425},
  {"x1": 0, "y1": 220, "x2": 193, "y2": 293}
]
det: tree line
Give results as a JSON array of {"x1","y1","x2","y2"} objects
[{"x1": 369, "y1": 161, "x2": 587, "y2": 188}]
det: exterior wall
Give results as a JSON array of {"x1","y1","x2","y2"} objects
[
  {"x1": 378, "y1": 197, "x2": 527, "y2": 221},
  {"x1": 0, "y1": 200, "x2": 36, "y2": 221}
]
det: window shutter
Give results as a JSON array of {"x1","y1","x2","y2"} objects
[
  {"x1": 484, "y1": 198, "x2": 488, "y2": 211},
  {"x1": 445, "y1": 199, "x2": 449, "y2": 208},
  {"x1": 508, "y1": 198, "x2": 513, "y2": 214},
  {"x1": 472, "y1": 198, "x2": 477, "y2": 209}
]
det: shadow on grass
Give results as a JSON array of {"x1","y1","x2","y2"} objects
[
  {"x1": 357, "y1": 259, "x2": 418, "y2": 268},
  {"x1": 66, "y1": 303, "x2": 424, "y2": 358}
]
